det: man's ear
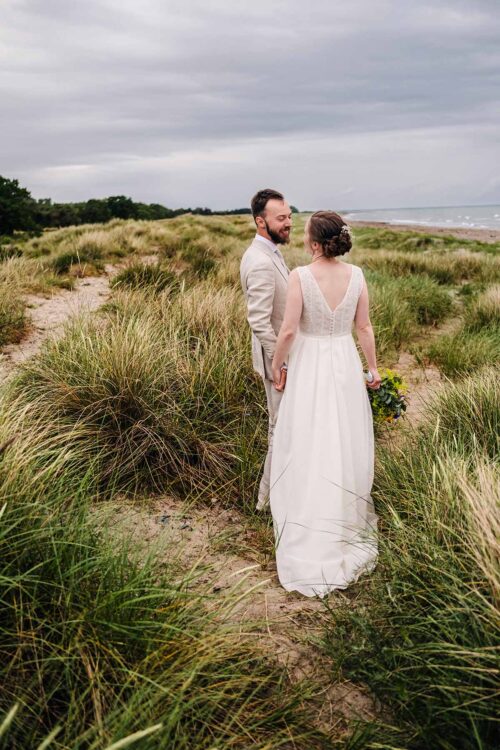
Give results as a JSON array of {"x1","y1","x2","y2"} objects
[{"x1": 255, "y1": 215, "x2": 265, "y2": 230}]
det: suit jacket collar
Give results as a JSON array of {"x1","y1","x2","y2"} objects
[{"x1": 252, "y1": 238, "x2": 289, "y2": 282}]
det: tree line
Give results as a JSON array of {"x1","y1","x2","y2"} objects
[{"x1": 1, "y1": 175, "x2": 292, "y2": 236}]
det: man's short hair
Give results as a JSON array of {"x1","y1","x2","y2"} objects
[{"x1": 251, "y1": 189, "x2": 284, "y2": 219}]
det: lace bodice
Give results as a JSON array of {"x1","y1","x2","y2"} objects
[{"x1": 296, "y1": 263, "x2": 364, "y2": 336}]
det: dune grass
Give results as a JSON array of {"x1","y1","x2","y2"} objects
[
  {"x1": 51, "y1": 247, "x2": 105, "y2": 275},
  {"x1": 9, "y1": 282, "x2": 266, "y2": 505},
  {"x1": 110, "y1": 261, "x2": 180, "y2": 294},
  {"x1": 0, "y1": 399, "x2": 334, "y2": 749},
  {"x1": 352, "y1": 226, "x2": 500, "y2": 256},
  {"x1": 321, "y1": 368, "x2": 499, "y2": 749},
  {"x1": 21, "y1": 215, "x2": 254, "y2": 265},
  {"x1": 463, "y1": 284, "x2": 500, "y2": 332},
  {"x1": 355, "y1": 247, "x2": 499, "y2": 284},
  {"x1": 0, "y1": 287, "x2": 26, "y2": 347},
  {"x1": 364, "y1": 270, "x2": 454, "y2": 358},
  {"x1": 0, "y1": 255, "x2": 76, "y2": 348},
  {"x1": 426, "y1": 329, "x2": 500, "y2": 377},
  {"x1": 426, "y1": 285, "x2": 500, "y2": 376},
  {"x1": 2, "y1": 215, "x2": 499, "y2": 747}
]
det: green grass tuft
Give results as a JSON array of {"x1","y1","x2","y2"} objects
[
  {"x1": 111, "y1": 262, "x2": 180, "y2": 294},
  {"x1": 0, "y1": 287, "x2": 27, "y2": 347}
]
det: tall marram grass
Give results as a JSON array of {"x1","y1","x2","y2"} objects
[
  {"x1": 364, "y1": 270, "x2": 453, "y2": 358},
  {"x1": 9, "y1": 282, "x2": 267, "y2": 505},
  {"x1": 464, "y1": 284, "x2": 500, "y2": 333},
  {"x1": 0, "y1": 286, "x2": 26, "y2": 347},
  {"x1": 22, "y1": 215, "x2": 254, "y2": 266},
  {"x1": 110, "y1": 260, "x2": 179, "y2": 293},
  {"x1": 354, "y1": 247, "x2": 500, "y2": 284},
  {"x1": 427, "y1": 285, "x2": 500, "y2": 376},
  {"x1": 322, "y1": 368, "x2": 499, "y2": 749},
  {"x1": 0, "y1": 397, "x2": 333, "y2": 749},
  {"x1": 352, "y1": 226, "x2": 500, "y2": 256},
  {"x1": 4, "y1": 216, "x2": 500, "y2": 747}
]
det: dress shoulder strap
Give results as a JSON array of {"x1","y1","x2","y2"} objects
[
  {"x1": 296, "y1": 266, "x2": 315, "y2": 308},
  {"x1": 351, "y1": 265, "x2": 364, "y2": 301}
]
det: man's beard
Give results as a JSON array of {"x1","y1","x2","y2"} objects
[{"x1": 264, "y1": 219, "x2": 290, "y2": 245}]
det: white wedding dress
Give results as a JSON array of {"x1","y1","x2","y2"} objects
[{"x1": 269, "y1": 263, "x2": 378, "y2": 598}]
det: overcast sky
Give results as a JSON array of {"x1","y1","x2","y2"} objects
[{"x1": 1, "y1": 0, "x2": 499, "y2": 210}]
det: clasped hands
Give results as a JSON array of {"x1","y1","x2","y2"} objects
[{"x1": 272, "y1": 363, "x2": 288, "y2": 392}]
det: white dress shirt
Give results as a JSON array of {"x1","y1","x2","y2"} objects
[{"x1": 254, "y1": 233, "x2": 278, "y2": 252}]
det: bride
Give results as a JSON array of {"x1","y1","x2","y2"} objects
[{"x1": 269, "y1": 210, "x2": 381, "y2": 598}]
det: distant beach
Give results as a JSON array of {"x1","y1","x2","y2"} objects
[
  {"x1": 349, "y1": 220, "x2": 500, "y2": 244},
  {"x1": 344, "y1": 204, "x2": 500, "y2": 243}
]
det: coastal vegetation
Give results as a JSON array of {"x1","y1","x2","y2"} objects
[
  {"x1": 1, "y1": 213, "x2": 498, "y2": 748},
  {"x1": 0, "y1": 174, "x2": 279, "y2": 237}
]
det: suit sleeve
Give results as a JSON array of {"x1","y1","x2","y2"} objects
[{"x1": 244, "y1": 260, "x2": 277, "y2": 361}]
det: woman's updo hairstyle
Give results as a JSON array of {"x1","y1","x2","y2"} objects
[{"x1": 308, "y1": 211, "x2": 352, "y2": 258}]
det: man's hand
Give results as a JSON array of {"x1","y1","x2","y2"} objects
[{"x1": 273, "y1": 364, "x2": 287, "y2": 391}]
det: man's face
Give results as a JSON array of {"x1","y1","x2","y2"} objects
[{"x1": 257, "y1": 199, "x2": 292, "y2": 245}]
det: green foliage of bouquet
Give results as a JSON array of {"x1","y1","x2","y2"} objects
[{"x1": 368, "y1": 368, "x2": 407, "y2": 423}]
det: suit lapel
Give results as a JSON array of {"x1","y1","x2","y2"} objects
[
  {"x1": 252, "y1": 239, "x2": 289, "y2": 282},
  {"x1": 271, "y1": 252, "x2": 289, "y2": 282}
]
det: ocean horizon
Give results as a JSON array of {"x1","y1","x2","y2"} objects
[{"x1": 342, "y1": 204, "x2": 500, "y2": 231}]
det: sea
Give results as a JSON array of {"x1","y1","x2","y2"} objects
[{"x1": 343, "y1": 204, "x2": 500, "y2": 231}]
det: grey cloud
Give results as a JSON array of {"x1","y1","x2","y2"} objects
[{"x1": 1, "y1": 0, "x2": 499, "y2": 207}]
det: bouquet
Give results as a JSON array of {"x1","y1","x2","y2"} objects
[{"x1": 365, "y1": 368, "x2": 407, "y2": 423}]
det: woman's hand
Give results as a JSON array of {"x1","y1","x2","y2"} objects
[
  {"x1": 273, "y1": 364, "x2": 287, "y2": 391},
  {"x1": 366, "y1": 368, "x2": 382, "y2": 389}
]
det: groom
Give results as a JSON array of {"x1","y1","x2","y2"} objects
[{"x1": 240, "y1": 189, "x2": 292, "y2": 510}]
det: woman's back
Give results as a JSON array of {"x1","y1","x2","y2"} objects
[
  {"x1": 296, "y1": 262, "x2": 363, "y2": 337},
  {"x1": 309, "y1": 260, "x2": 354, "y2": 311}
]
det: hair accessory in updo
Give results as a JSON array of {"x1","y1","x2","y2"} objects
[{"x1": 339, "y1": 224, "x2": 352, "y2": 240}]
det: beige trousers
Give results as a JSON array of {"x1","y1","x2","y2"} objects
[{"x1": 256, "y1": 378, "x2": 284, "y2": 510}]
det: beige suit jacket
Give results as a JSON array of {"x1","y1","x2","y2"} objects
[{"x1": 240, "y1": 238, "x2": 289, "y2": 380}]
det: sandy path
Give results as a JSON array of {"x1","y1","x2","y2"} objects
[
  {"x1": 96, "y1": 495, "x2": 377, "y2": 731},
  {"x1": 0, "y1": 266, "x2": 117, "y2": 382}
]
